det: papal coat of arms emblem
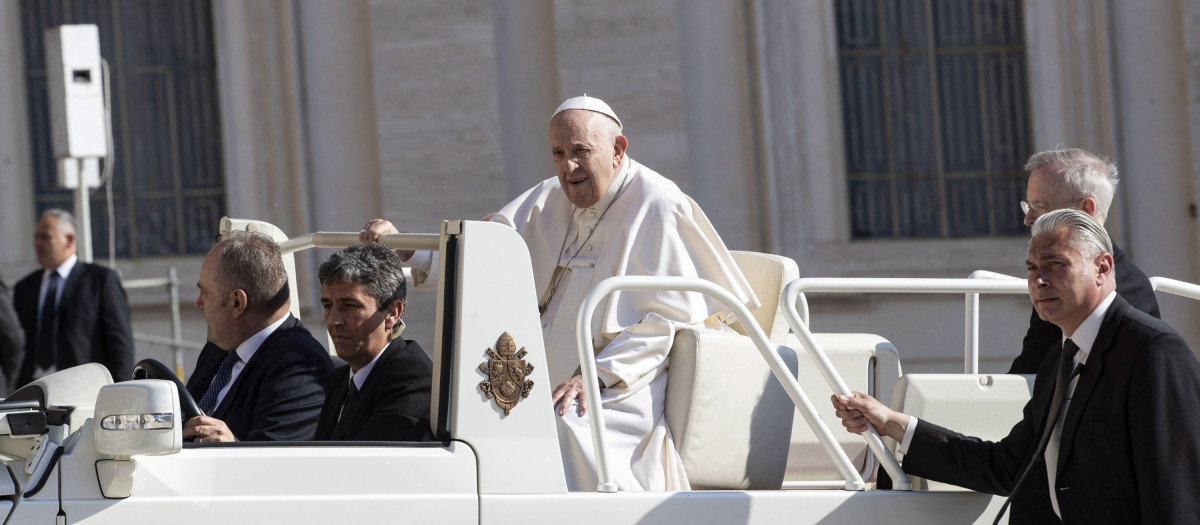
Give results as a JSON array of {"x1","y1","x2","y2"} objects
[{"x1": 478, "y1": 332, "x2": 535, "y2": 416}]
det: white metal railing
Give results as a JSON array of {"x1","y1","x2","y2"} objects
[
  {"x1": 792, "y1": 277, "x2": 1029, "y2": 374},
  {"x1": 122, "y1": 267, "x2": 199, "y2": 377},
  {"x1": 278, "y1": 232, "x2": 439, "y2": 255},
  {"x1": 575, "y1": 276, "x2": 868, "y2": 493},
  {"x1": 779, "y1": 277, "x2": 1035, "y2": 491},
  {"x1": 966, "y1": 271, "x2": 1024, "y2": 374},
  {"x1": 1151, "y1": 276, "x2": 1200, "y2": 301}
]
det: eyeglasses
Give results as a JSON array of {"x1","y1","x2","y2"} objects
[{"x1": 1020, "y1": 198, "x2": 1086, "y2": 216}]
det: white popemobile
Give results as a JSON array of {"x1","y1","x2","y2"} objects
[{"x1": 1, "y1": 217, "x2": 1196, "y2": 524}]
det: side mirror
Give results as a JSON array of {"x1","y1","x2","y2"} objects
[{"x1": 94, "y1": 380, "x2": 182, "y2": 458}]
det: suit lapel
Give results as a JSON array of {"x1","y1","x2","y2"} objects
[
  {"x1": 55, "y1": 264, "x2": 83, "y2": 317},
  {"x1": 1029, "y1": 340, "x2": 1063, "y2": 441},
  {"x1": 1056, "y1": 296, "x2": 1124, "y2": 474},
  {"x1": 322, "y1": 371, "x2": 349, "y2": 439},
  {"x1": 330, "y1": 340, "x2": 400, "y2": 439},
  {"x1": 185, "y1": 344, "x2": 223, "y2": 399},
  {"x1": 211, "y1": 315, "x2": 297, "y2": 418},
  {"x1": 355, "y1": 340, "x2": 398, "y2": 399}
]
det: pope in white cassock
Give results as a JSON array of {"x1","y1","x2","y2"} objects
[{"x1": 362, "y1": 95, "x2": 758, "y2": 491}]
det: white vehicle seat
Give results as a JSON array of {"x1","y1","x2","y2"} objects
[
  {"x1": 665, "y1": 327, "x2": 797, "y2": 489},
  {"x1": 888, "y1": 373, "x2": 1034, "y2": 490},
  {"x1": 781, "y1": 333, "x2": 901, "y2": 485},
  {"x1": 727, "y1": 251, "x2": 799, "y2": 344},
  {"x1": 665, "y1": 251, "x2": 902, "y2": 489},
  {"x1": 665, "y1": 251, "x2": 799, "y2": 489},
  {"x1": 8, "y1": 363, "x2": 113, "y2": 432}
]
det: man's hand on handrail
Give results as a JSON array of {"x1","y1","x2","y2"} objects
[
  {"x1": 360, "y1": 219, "x2": 415, "y2": 261},
  {"x1": 831, "y1": 392, "x2": 909, "y2": 443}
]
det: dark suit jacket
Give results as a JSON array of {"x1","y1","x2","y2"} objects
[
  {"x1": 904, "y1": 296, "x2": 1200, "y2": 524},
  {"x1": 314, "y1": 338, "x2": 433, "y2": 441},
  {"x1": 185, "y1": 315, "x2": 333, "y2": 441},
  {"x1": 0, "y1": 275, "x2": 25, "y2": 395},
  {"x1": 13, "y1": 262, "x2": 133, "y2": 387},
  {"x1": 1009, "y1": 242, "x2": 1159, "y2": 373}
]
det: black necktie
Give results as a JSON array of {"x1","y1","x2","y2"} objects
[
  {"x1": 331, "y1": 378, "x2": 360, "y2": 439},
  {"x1": 339, "y1": 380, "x2": 359, "y2": 420},
  {"x1": 992, "y1": 339, "x2": 1079, "y2": 525},
  {"x1": 36, "y1": 273, "x2": 60, "y2": 370},
  {"x1": 1039, "y1": 339, "x2": 1079, "y2": 447}
]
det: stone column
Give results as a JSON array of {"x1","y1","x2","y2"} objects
[
  {"x1": 0, "y1": 1, "x2": 35, "y2": 269},
  {"x1": 491, "y1": 0, "x2": 559, "y2": 196},
  {"x1": 296, "y1": 0, "x2": 383, "y2": 232},
  {"x1": 1111, "y1": 0, "x2": 1200, "y2": 345},
  {"x1": 679, "y1": 0, "x2": 762, "y2": 251}
]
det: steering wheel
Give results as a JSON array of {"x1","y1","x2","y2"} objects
[{"x1": 132, "y1": 358, "x2": 203, "y2": 422}]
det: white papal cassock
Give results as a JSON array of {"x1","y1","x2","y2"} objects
[{"x1": 407, "y1": 157, "x2": 758, "y2": 491}]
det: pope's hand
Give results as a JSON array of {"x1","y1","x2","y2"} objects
[
  {"x1": 360, "y1": 218, "x2": 414, "y2": 260},
  {"x1": 551, "y1": 375, "x2": 607, "y2": 417},
  {"x1": 552, "y1": 375, "x2": 587, "y2": 417}
]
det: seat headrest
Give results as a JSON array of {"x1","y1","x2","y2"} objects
[{"x1": 8, "y1": 363, "x2": 114, "y2": 409}]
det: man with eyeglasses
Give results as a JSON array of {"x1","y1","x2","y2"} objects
[
  {"x1": 1008, "y1": 148, "x2": 1160, "y2": 373},
  {"x1": 834, "y1": 209, "x2": 1200, "y2": 523}
]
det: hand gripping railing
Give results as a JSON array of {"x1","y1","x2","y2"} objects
[
  {"x1": 780, "y1": 277, "x2": 1033, "y2": 491},
  {"x1": 576, "y1": 276, "x2": 868, "y2": 493}
]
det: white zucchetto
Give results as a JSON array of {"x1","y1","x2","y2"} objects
[{"x1": 550, "y1": 94, "x2": 622, "y2": 129}]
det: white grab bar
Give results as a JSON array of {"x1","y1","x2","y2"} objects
[
  {"x1": 966, "y1": 271, "x2": 1023, "y2": 373},
  {"x1": 277, "y1": 232, "x2": 439, "y2": 255},
  {"x1": 780, "y1": 277, "x2": 1032, "y2": 490},
  {"x1": 575, "y1": 276, "x2": 868, "y2": 493},
  {"x1": 1151, "y1": 276, "x2": 1200, "y2": 301}
]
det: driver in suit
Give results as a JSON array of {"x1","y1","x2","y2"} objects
[
  {"x1": 832, "y1": 209, "x2": 1200, "y2": 523},
  {"x1": 183, "y1": 231, "x2": 333, "y2": 442}
]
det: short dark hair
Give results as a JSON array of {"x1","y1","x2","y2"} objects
[
  {"x1": 213, "y1": 231, "x2": 290, "y2": 314},
  {"x1": 318, "y1": 242, "x2": 406, "y2": 309}
]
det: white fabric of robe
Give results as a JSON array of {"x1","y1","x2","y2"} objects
[{"x1": 407, "y1": 157, "x2": 758, "y2": 491}]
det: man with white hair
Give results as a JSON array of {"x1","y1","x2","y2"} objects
[
  {"x1": 833, "y1": 209, "x2": 1200, "y2": 523},
  {"x1": 13, "y1": 209, "x2": 133, "y2": 387},
  {"x1": 1008, "y1": 148, "x2": 1160, "y2": 373},
  {"x1": 362, "y1": 95, "x2": 757, "y2": 491}
]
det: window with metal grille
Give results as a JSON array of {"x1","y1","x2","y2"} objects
[
  {"x1": 21, "y1": 0, "x2": 225, "y2": 257},
  {"x1": 836, "y1": 0, "x2": 1032, "y2": 239}
]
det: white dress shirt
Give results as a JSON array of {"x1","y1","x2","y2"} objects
[
  {"x1": 339, "y1": 346, "x2": 386, "y2": 422},
  {"x1": 1045, "y1": 290, "x2": 1115, "y2": 518},
  {"x1": 211, "y1": 314, "x2": 289, "y2": 409}
]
